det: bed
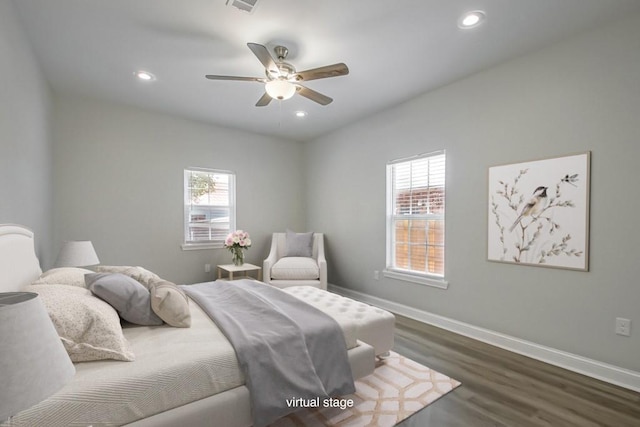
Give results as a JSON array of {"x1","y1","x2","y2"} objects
[{"x1": 0, "y1": 224, "x2": 395, "y2": 427}]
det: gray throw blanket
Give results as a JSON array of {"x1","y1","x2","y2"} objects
[{"x1": 183, "y1": 280, "x2": 355, "y2": 427}]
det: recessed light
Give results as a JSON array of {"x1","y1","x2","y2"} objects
[
  {"x1": 458, "y1": 11, "x2": 485, "y2": 29},
  {"x1": 295, "y1": 111, "x2": 307, "y2": 118},
  {"x1": 134, "y1": 70, "x2": 155, "y2": 81}
]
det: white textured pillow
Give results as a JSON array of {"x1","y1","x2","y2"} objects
[
  {"x1": 32, "y1": 267, "x2": 94, "y2": 287},
  {"x1": 149, "y1": 280, "x2": 191, "y2": 328},
  {"x1": 271, "y1": 257, "x2": 320, "y2": 280},
  {"x1": 94, "y1": 265, "x2": 133, "y2": 274},
  {"x1": 95, "y1": 265, "x2": 161, "y2": 288},
  {"x1": 24, "y1": 284, "x2": 135, "y2": 362}
]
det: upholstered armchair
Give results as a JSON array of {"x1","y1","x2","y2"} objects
[{"x1": 263, "y1": 232, "x2": 327, "y2": 290}]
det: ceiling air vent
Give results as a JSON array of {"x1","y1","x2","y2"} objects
[{"x1": 226, "y1": 0, "x2": 259, "y2": 13}]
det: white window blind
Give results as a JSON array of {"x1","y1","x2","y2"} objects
[
  {"x1": 386, "y1": 151, "x2": 445, "y2": 281},
  {"x1": 183, "y1": 168, "x2": 235, "y2": 248}
]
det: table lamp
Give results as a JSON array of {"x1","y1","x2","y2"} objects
[
  {"x1": 54, "y1": 240, "x2": 100, "y2": 267},
  {"x1": 0, "y1": 292, "x2": 75, "y2": 422}
]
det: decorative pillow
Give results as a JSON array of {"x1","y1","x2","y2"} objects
[
  {"x1": 271, "y1": 257, "x2": 320, "y2": 280},
  {"x1": 284, "y1": 230, "x2": 314, "y2": 257},
  {"x1": 94, "y1": 265, "x2": 133, "y2": 275},
  {"x1": 23, "y1": 284, "x2": 135, "y2": 362},
  {"x1": 31, "y1": 267, "x2": 94, "y2": 287},
  {"x1": 95, "y1": 265, "x2": 162, "y2": 289},
  {"x1": 149, "y1": 279, "x2": 191, "y2": 328},
  {"x1": 86, "y1": 273, "x2": 163, "y2": 326}
]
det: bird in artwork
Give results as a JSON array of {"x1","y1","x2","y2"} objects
[{"x1": 509, "y1": 186, "x2": 548, "y2": 232}]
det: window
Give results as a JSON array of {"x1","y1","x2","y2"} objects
[
  {"x1": 183, "y1": 168, "x2": 235, "y2": 249},
  {"x1": 385, "y1": 151, "x2": 446, "y2": 287}
]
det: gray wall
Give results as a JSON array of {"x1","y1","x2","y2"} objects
[
  {"x1": 304, "y1": 14, "x2": 640, "y2": 372},
  {"x1": 52, "y1": 95, "x2": 305, "y2": 284},
  {"x1": 0, "y1": 1, "x2": 54, "y2": 267},
  {"x1": 4, "y1": 0, "x2": 637, "y2": 377}
]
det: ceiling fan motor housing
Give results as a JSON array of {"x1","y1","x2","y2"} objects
[
  {"x1": 267, "y1": 62, "x2": 296, "y2": 80},
  {"x1": 264, "y1": 46, "x2": 296, "y2": 80}
]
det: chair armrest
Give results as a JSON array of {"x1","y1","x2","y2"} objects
[
  {"x1": 317, "y1": 233, "x2": 328, "y2": 291},
  {"x1": 263, "y1": 235, "x2": 280, "y2": 284},
  {"x1": 317, "y1": 241, "x2": 327, "y2": 290},
  {"x1": 318, "y1": 257, "x2": 327, "y2": 290}
]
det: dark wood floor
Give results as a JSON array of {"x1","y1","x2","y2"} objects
[{"x1": 392, "y1": 315, "x2": 640, "y2": 427}]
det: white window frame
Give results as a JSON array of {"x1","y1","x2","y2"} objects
[
  {"x1": 182, "y1": 167, "x2": 236, "y2": 250},
  {"x1": 384, "y1": 150, "x2": 448, "y2": 289}
]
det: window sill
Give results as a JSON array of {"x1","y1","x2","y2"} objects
[
  {"x1": 383, "y1": 269, "x2": 449, "y2": 289},
  {"x1": 181, "y1": 243, "x2": 224, "y2": 251}
]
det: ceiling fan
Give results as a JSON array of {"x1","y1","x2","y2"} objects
[{"x1": 205, "y1": 43, "x2": 349, "y2": 107}]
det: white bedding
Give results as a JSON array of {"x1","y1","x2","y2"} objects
[
  {"x1": 0, "y1": 225, "x2": 384, "y2": 427},
  {"x1": 283, "y1": 286, "x2": 395, "y2": 356},
  {"x1": 2, "y1": 291, "x2": 360, "y2": 427},
  {"x1": 3, "y1": 302, "x2": 240, "y2": 426}
]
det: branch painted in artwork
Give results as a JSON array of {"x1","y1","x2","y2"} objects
[
  {"x1": 495, "y1": 169, "x2": 527, "y2": 212},
  {"x1": 490, "y1": 195, "x2": 507, "y2": 258},
  {"x1": 513, "y1": 222, "x2": 544, "y2": 262},
  {"x1": 491, "y1": 169, "x2": 527, "y2": 260},
  {"x1": 491, "y1": 170, "x2": 583, "y2": 264},
  {"x1": 538, "y1": 234, "x2": 583, "y2": 263}
]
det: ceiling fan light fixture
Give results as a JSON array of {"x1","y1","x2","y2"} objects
[{"x1": 265, "y1": 80, "x2": 296, "y2": 100}]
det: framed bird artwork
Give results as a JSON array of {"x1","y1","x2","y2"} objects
[{"x1": 487, "y1": 152, "x2": 590, "y2": 271}]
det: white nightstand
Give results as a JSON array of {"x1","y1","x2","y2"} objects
[{"x1": 217, "y1": 263, "x2": 262, "y2": 281}]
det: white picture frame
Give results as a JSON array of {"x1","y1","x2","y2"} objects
[{"x1": 488, "y1": 152, "x2": 590, "y2": 271}]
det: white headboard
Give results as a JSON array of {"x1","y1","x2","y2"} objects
[{"x1": 0, "y1": 224, "x2": 42, "y2": 292}]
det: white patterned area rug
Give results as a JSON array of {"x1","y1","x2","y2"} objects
[{"x1": 270, "y1": 351, "x2": 461, "y2": 427}]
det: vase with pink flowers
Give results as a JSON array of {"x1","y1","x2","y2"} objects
[{"x1": 224, "y1": 230, "x2": 251, "y2": 266}]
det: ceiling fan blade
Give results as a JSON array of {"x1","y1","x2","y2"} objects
[
  {"x1": 294, "y1": 63, "x2": 349, "y2": 82},
  {"x1": 205, "y1": 75, "x2": 266, "y2": 82},
  {"x1": 255, "y1": 92, "x2": 272, "y2": 107},
  {"x1": 295, "y1": 85, "x2": 333, "y2": 105},
  {"x1": 247, "y1": 43, "x2": 280, "y2": 76}
]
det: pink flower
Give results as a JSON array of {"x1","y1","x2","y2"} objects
[{"x1": 224, "y1": 230, "x2": 251, "y2": 250}]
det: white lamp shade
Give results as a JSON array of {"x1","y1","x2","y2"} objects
[
  {"x1": 265, "y1": 80, "x2": 296, "y2": 100},
  {"x1": 0, "y1": 293, "x2": 75, "y2": 421},
  {"x1": 55, "y1": 241, "x2": 100, "y2": 267}
]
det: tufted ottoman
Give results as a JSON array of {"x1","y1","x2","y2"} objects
[{"x1": 283, "y1": 286, "x2": 395, "y2": 356}]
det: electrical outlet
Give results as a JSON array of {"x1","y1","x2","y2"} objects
[
  {"x1": 373, "y1": 270, "x2": 380, "y2": 280},
  {"x1": 615, "y1": 318, "x2": 631, "y2": 337},
  {"x1": 205, "y1": 263, "x2": 211, "y2": 273}
]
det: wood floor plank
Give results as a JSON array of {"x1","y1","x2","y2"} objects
[{"x1": 393, "y1": 315, "x2": 640, "y2": 427}]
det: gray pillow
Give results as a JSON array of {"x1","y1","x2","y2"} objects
[
  {"x1": 86, "y1": 273, "x2": 163, "y2": 326},
  {"x1": 285, "y1": 229, "x2": 314, "y2": 257}
]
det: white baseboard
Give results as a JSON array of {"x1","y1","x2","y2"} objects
[{"x1": 328, "y1": 284, "x2": 640, "y2": 393}]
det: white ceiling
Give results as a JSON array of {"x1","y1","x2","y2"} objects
[{"x1": 13, "y1": 0, "x2": 640, "y2": 142}]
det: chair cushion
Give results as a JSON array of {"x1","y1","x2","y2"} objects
[
  {"x1": 271, "y1": 257, "x2": 320, "y2": 280},
  {"x1": 285, "y1": 230, "x2": 314, "y2": 257}
]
